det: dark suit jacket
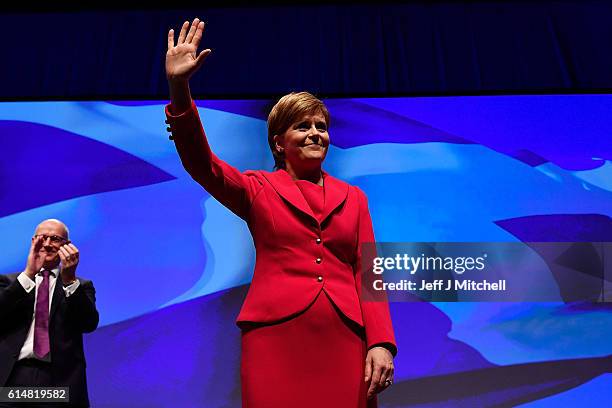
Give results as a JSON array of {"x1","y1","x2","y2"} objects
[
  {"x1": 166, "y1": 102, "x2": 396, "y2": 353},
  {"x1": 0, "y1": 272, "x2": 99, "y2": 407}
]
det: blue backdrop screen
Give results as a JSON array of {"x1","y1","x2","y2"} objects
[{"x1": 1, "y1": 95, "x2": 610, "y2": 407}]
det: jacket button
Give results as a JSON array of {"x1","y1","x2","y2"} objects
[
  {"x1": 315, "y1": 238, "x2": 322, "y2": 244},
  {"x1": 315, "y1": 258, "x2": 322, "y2": 264},
  {"x1": 317, "y1": 276, "x2": 323, "y2": 282}
]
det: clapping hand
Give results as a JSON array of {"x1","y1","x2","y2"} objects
[
  {"x1": 25, "y1": 235, "x2": 46, "y2": 279},
  {"x1": 58, "y1": 243, "x2": 80, "y2": 285}
]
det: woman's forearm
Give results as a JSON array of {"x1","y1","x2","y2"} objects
[{"x1": 168, "y1": 79, "x2": 192, "y2": 116}]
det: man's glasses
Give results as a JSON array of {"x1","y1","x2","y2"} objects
[{"x1": 34, "y1": 234, "x2": 68, "y2": 244}]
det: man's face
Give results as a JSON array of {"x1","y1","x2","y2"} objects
[{"x1": 33, "y1": 221, "x2": 69, "y2": 269}]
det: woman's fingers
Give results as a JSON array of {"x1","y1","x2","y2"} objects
[
  {"x1": 191, "y1": 21, "x2": 205, "y2": 48},
  {"x1": 379, "y1": 363, "x2": 392, "y2": 387},
  {"x1": 194, "y1": 49, "x2": 211, "y2": 70},
  {"x1": 185, "y1": 18, "x2": 200, "y2": 43},
  {"x1": 167, "y1": 29, "x2": 175, "y2": 51},
  {"x1": 364, "y1": 354, "x2": 373, "y2": 382},
  {"x1": 365, "y1": 347, "x2": 395, "y2": 395},
  {"x1": 177, "y1": 20, "x2": 189, "y2": 44},
  {"x1": 367, "y1": 364, "x2": 383, "y2": 398},
  {"x1": 169, "y1": 19, "x2": 205, "y2": 51},
  {"x1": 166, "y1": 19, "x2": 208, "y2": 81}
]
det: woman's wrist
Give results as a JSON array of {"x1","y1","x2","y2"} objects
[{"x1": 369, "y1": 343, "x2": 397, "y2": 357}]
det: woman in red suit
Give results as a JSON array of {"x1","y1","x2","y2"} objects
[{"x1": 165, "y1": 18, "x2": 397, "y2": 407}]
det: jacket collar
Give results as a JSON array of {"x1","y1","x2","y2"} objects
[{"x1": 262, "y1": 169, "x2": 349, "y2": 225}]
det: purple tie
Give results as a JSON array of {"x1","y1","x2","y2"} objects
[{"x1": 33, "y1": 269, "x2": 51, "y2": 359}]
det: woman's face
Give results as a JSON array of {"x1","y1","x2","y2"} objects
[{"x1": 274, "y1": 112, "x2": 330, "y2": 169}]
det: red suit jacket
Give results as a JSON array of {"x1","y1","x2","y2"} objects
[{"x1": 166, "y1": 102, "x2": 396, "y2": 352}]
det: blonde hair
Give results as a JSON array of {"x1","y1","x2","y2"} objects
[{"x1": 267, "y1": 91, "x2": 330, "y2": 169}]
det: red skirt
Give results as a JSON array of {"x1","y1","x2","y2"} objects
[{"x1": 241, "y1": 290, "x2": 377, "y2": 408}]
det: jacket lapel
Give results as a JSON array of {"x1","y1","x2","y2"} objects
[
  {"x1": 262, "y1": 170, "x2": 317, "y2": 222},
  {"x1": 320, "y1": 170, "x2": 349, "y2": 224},
  {"x1": 49, "y1": 272, "x2": 65, "y2": 319},
  {"x1": 262, "y1": 169, "x2": 349, "y2": 225}
]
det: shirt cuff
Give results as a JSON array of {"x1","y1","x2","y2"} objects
[
  {"x1": 63, "y1": 279, "x2": 80, "y2": 297},
  {"x1": 17, "y1": 272, "x2": 35, "y2": 293}
]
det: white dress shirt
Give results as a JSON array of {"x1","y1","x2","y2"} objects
[{"x1": 16, "y1": 268, "x2": 80, "y2": 361}]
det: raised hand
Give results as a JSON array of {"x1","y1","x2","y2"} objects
[
  {"x1": 166, "y1": 18, "x2": 211, "y2": 83},
  {"x1": 24, "y1": 235, "x2": 46, "y2": 279},
  {"x1": 58, "y1": 243, "x2": 80, "y2": 285}
]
